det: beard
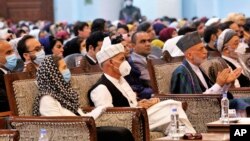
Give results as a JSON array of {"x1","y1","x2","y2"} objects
[
  {"x1": 193, "y1": 56, "x2": 206, "y2": 66},
  {"x1": 229, "y1": 51, "x2": 238, "y2": 60},
  {"x1": 228, "y1": 48, "x2": 238, "y2": 60}
]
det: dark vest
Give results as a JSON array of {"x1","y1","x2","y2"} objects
[
  {"x1": 88, "y1": 75, "x2": 130, "y2": 107},
  {"x1": 197, "y1": 70, "x2": 213, "y2": 92},
  {"x1": 225, "y1": 59, "x2": 250, "y2": 87}
]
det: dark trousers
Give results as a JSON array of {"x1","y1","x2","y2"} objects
[{"x1": 97, "y1": 126, "x2": 134, "y2": 141}]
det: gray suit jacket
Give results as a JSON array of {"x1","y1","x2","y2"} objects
[{"x1": 130, "y1": 52, "x2": 150, "y2": 81}]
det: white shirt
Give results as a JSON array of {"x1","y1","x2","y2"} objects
[
  {"x1": 0, "y1": 68, "x2": 7, "y2": 74},
  {"x1": 40, "y1": 95, "x2": 105, "y2": 119},
  {"x1": 186, "y1": 61, "x2": 222, "y2": 94},
  {"x1": 162, "y1": 35, "x2": 184, "y2": 57},
  {"x1": 235, "y1": 42, "x2": 248, "y2": 54},
  {"x1": 90, "y1": 74, "x2": 138, "y2": 107},
  {"x1": 222, "y1": 55, "x2": 241, "y2": 87},
  {"x1": 188, "y1": 60, "x2": 208, "y2": 89}
]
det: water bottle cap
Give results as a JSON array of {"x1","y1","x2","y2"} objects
[
  {"x1": 172, "y1": 108, "x2": 177, "y2": 112},
  {"x1": 40, "y1": 128, "x2": 47, "y2": 134},
  {"x1": 223, "y1": 93, "x2": 227, "y2": 98}
]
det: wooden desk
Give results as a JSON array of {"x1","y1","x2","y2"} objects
[
  {"x1": 207, "y1": 118, "x2": 250, "y2": 133},
  {"x1": 154, "y1": 133, "x2": 229, "y2": 141}
]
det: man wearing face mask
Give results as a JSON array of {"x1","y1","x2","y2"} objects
[
  {"x1": 17, "y1": 35, "x2": 46, "y2": 73},
  {"x1": 0, "y1": 40, "x2": 18, "y2": 111},
  {"x1": 88, "y1": 43, "x2": 196, "y2": 135},
  {"x1": 119, "y1": 0, "x2": 142, "y2": 24},
  {"x1": 217, "y1": 29, "x2": 250, "y2": 87}
]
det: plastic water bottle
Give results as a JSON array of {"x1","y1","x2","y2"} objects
[
  {"x1": 170, "y1": 108, "x2": 180, "y2": 140},
  {"x1": 221, "y1": 93, "x2": 229, "y2": 124},
  {"x1": 38, "y1": 128, "x2": 49, "y2": 141}
]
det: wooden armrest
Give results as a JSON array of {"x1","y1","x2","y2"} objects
[
  {"x1": 8, "y1": 116, "x2": 97, "y2": 141},
  {"x1": 0, "y1": 129, "x2": 19, "y2": 141},
  {"x1": 0, "y1": 111, "x2": 13, "y2": 117},
  {"x1": 81, "y1": 107, "x2": 150, "y2": 141},
  {"x1": 229, "y1": 87, "x2": 250, "y2": 91}
]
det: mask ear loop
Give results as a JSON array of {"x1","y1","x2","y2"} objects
[{"x1": 109, "y1": 59, "x2": 118, "y2": 70}]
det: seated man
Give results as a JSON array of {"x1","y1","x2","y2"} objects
[
  {"x1": 17, "y1": 35, "x2": 46, "y2": 73},
  {"x1": 217, "y1": 29, "x2": 250, "y2": 87},
  {"x1": 130, "y1": 31, "x2": 155, "y2": 98},
  {"x1": 170, "y1": 31, "x2": 241, "y2": 94},
  {"x1": 111, "y1": 34, "x2": 153, "y2": 99},
  {"x1": 0, "y1": 40, "x2": 18, "y2": 111},
  {"x1": 63, "y1": 21, "x2": 91, "y2": 57},
  {"x1": 88, "y1": 43, "x2": 195, "y2": 134},
  {"x1": 79, "y1": 31, "x2": 105, "y2": 72},
  {"x1": 203, "y1": 25, "x2": 221, "y2": 58}
]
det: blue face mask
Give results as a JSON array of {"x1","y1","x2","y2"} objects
[
  {"x1": 34, "y1": 50, "x2": 45, "y2": 65},
  {"x1": 4, "y1": 54, "x2": 17, "y2": 70},
  {"x1": 61, "y1": 69, "x2": 71, "y2": 83}
]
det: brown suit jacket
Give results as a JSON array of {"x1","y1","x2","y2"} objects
[{"x1": 80, "y1": 55, "x2": 101, "y2": 73}]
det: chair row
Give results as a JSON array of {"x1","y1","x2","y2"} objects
[
  {"x1": 3, "y1": 71, "x2": 225, "y2": 141},
  {"x1": 3, "y1": 72, "x2": 150, "y2": 141}
]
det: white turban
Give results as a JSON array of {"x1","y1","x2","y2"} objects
[{"x1": 216, "y1": 29, "x2": 237, "y2": 52}]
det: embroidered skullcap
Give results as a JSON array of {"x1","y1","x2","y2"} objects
[
  {"x1": 176, "y1": 31, "x2": 202, "y2": 52},
  {"x1": 96, "y1": 43, "x2": 125, "y2": 65}
]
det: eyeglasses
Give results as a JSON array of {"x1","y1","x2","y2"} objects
[
  {"x1": 139, "y1": 39, "x2": 151, "y2": 44},
  {"x1": 28, "y1": 46, "x2": 44, "y2": 53},
  {"x1": 183, "y1": 133, "x2": 202, "y2": 140}
]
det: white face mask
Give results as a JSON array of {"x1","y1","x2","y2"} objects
[
  {"x1": 81, "y1": 48, "x2": 87, "y2": 56},
  {"x1": 34, "y1": 50, "x2": 45, "y2": 65},
  {"x1": 125, "y1": 0, "x2": 133, "y2": 6},
  {"x1": 118, "y1": 60, "x2": 131, "y2": 77}
]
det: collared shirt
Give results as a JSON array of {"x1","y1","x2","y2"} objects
[
  {"x1": 187, "y1": 60, "x2": 208, "y2": 89},
  {"x1": 86, "y1": 54, "x2": 97, "y2": 64},
  {"x1": 0, "y1": 68, "x2": 8, "y2": 74},
  {"x1": 90, "y1": 73, "x2": 138, "y2": 107},
  {"x1": 186, "y1": 60, "x2": 222, "y2": 94},
  {"x1": 222, "y1": 55, "x2": 241, "y2": 87}
]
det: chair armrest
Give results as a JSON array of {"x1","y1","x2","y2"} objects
[
  {"x1": 229, "y1": 87, "x2": 250, "y2": 98},
  {"x1": 153, "y1": 94, "x2": 221, "y2": 133},
  {"x1": 0, "y1": 111, "x2": 13, "y2": 117},
  {"x1": 0, "y1": 129, "x2": 19, "y2": 141},
  {"x1": 82, "y1": 107, "x2": 150, "y2": 141},
  {"x1": 7, "y1": 116, "x2": 97, "y2": 141}
]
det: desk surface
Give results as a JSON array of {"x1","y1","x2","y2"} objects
[
  {"x1": 207, "y1": 118, "x2": 250, "y2": 132},
  {"x1": 154, "y1": 133, "x2": 229, "y2": 141}
]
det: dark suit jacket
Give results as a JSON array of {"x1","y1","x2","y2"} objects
[
  {"x1": 125, "y1": 56, "x2": 153, "y2": 99},
  {"x1": 0, "y1": 68, "x2": 10, "y2": 112},
  {"x1": 224, "y1": 59, "x2": 250, "y2": 87}
]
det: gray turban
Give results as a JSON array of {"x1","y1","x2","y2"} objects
[{"x1": 216, "y1": 29, "x2": 237, "y2": 52}]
